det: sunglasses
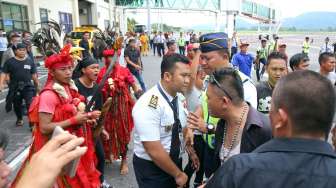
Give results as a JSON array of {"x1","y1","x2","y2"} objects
[{"x1": 209, "y1": 74, "x2": 232, "y2": 100}]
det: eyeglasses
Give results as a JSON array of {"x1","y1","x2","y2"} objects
[{"x1": 209, "y1": 74, "x2": 232, "y2": 100}]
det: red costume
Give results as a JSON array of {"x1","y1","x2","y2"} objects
[
  {"x1": 97, "y1": 49, "x2": 135, "y2": 160},
  {"x1": 11, "y1": 45, "x2": 100, "y2": 188}
]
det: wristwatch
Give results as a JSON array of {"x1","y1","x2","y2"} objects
[{"x1": 207, "y1": 124, "x2": 215, "y2": 133}]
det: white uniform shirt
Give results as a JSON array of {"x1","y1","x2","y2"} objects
[
  {"x1": 238, "y1": 71, "x2": 258, "y2": 108},
  {"x1": 133, "y1": 83, "x2": 187, "y2": 161}
]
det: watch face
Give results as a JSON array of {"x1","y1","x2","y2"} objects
[{"x1": 208, "y1": 124, "x2": 214, "y2": 130}]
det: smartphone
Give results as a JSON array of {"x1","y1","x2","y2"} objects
[{"x1": 52, "y1": 126, "x2": 80, "y2": 178}]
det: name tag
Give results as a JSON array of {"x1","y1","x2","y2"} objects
[{"x1": 24, "y1": 65, "x2": 31, "y2": 70}]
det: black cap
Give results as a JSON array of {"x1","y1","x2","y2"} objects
[
  {"x1": 79, "y1": 57, "x2": 98, "y2": 69},
  {"x1": 12, "y1": 43, "x2": 26, "y2": 51}
]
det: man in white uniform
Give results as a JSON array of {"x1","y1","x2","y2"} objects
[{"x1": 132, "y1": 53, "x2": 192, "y2": 188}]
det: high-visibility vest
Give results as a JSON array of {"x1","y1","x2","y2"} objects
[
  {"x1": 178, "y1": 38, "x2": 185, "y2": 47},
  {"x1": 201, "y1": 92, "x2": 219, "y2": 149},
  {"x1": 303, "y1": 41, "x2": 310, "y2": 54}
]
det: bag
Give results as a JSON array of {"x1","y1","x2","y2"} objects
[{"x1": 28, "y1": 89, "x2": 59, "y2": 123}]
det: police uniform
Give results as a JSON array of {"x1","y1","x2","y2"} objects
[
  {"x1": 132, "y1": 82, "x2": 187, "y2": 188},
  {"x1": 198, "y1": 32, "x2": 258, "y2": 178}
]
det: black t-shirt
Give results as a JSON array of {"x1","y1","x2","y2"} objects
[
  {"x1": 75, "y1": 78, "x2": 103, "y2": 111},
  {"x1": 124, "y1": 46, "x2": 140, "y2": 73},
  {"x1": 256, "y1": 81, "x2": 273, "y2": 114},
  {"x1": 3, "y1": 57, "x2": 36, "y2": 83}
]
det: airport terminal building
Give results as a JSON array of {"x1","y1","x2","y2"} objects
[{"x1": 0, "y1": 0, "x2": 122, "y2": 33}]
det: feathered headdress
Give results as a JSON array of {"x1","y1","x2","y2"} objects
[{"x1": 45, "y1": 44, "x2": 73, "y2": 69}]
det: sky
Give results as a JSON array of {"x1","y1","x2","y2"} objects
[
  {"x1": 274, "y1": 0, "x2": 336, "y2": 18},
  {"x1": 128, "y1": 0, "x2": 336, "y2": 27}
]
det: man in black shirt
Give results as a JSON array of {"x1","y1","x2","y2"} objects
[
  {"x1": 256, "y1": 52, "x2": 287, "y2": 114},
  {"x1": 124, "y1": 39, "x2": 146, "y2": 91},
  {"x1": 206, "y1": 70, "x2": 336, "y2": 188},
  {"x1": 79, "y1": 31, "x2": 91, "y2": 58},
  {"x1": 0, "y1": 43, "x2": 39, "y2": 127},
  {"x1": 74, "y1": 57, "x2": 112, "y2": 188}
]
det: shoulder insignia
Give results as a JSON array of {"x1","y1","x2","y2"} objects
[{"x1": 148, "y1": 95, "x2": 159, "y2": 109}]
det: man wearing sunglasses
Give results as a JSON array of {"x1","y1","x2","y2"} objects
[
  {"x1": 206, "y1": 70, "x2": 336, "y2": 188},
  {"x1": 186, "y1": 32, "x2": 258, "y2": 181}
]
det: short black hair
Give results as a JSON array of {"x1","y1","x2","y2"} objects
[
  {"x1": 167, "y1": 41, "x2": 175, "y2": 48},
  {"x1": 210, "y1": 67, "x2": 244, "y2": 105},
  {"x1": 0, "y1": 130, "x2": 8, "y2": 150},
  {"x1": 267, "y1": 51, "x2": 287, "y2": 65},
  {"x1": 128, "y1": 39, "x2": 136, "y2": 44},
  {"x1": 318, "y1": 52, "x2": 335, "y2": 65},
  {"x1": 161, "y1": 53, "x2": 190, "y2": 79},
  {"x1": 289, "y1": 53, "x2": 309, "y2": 71},
  {"x1": 22, "y1": 31, "x2": 31, "y2": 37},
  {"x1": 273, "y1": 70, "x2": 335, "y2": 136}
]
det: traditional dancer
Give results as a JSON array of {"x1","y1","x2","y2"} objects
[
  {"x1": 12, "y1": 45, "x2": 101, "y2": 188},
  {"x1": 97, "y1": 49, "x2": 142, "y2": 175}
]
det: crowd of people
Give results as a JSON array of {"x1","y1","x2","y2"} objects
[{"x1": 0, "y1": 27, "x2": 335, "y2": 188}]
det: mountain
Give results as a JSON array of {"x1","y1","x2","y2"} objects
[
  {"x1": 281, "y1": 12, "x2": 336, "y2": 30},
  {"x1": 190, "y1": 12, "x2": 336, "y2": 31}
]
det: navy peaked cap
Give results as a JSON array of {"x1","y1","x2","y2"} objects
[{"x1": 199, "y1": 32, "x2": 228, "y2": 53}]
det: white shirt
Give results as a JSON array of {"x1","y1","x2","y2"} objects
[
  {"x1": 184, "y1": 34, "x2": 190, "y2": 42},
  {"x1": 155, "y1": 35, "x2": 166, "y2": 44},
  {"x1": 133, "y1": 83, "x2": 187, "y2": 161},
  {"x1": 220, "y1": 141, "x2": 241, "y2": 163},
  {"x1": 326, "y1": 72, "x2": 336, "y2": 85},
  {"x1": 0, "y1": 37, "x2": 8, "y2": 51},
  {"x1": 238, "y1": 71, "x2": 258, "y2": 108}
]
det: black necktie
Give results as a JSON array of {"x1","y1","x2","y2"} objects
[{"x1": 170, "y1": 97, "x2": 181, "y2": 165}]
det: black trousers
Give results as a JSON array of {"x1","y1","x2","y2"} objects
[
  {"x1": 95, "y1": 137, "x2": 105, "y2": 182},
  {"x1": 153, "y1": 43, "x2": 157, "y2": 55},
  {"x1": 150, "y1": 40, "x2": 154, "y2": 49},
  {"x1": 184, "y1": 135, "x2": 205, "y2": 187},
  {"x1": 133, "y1": 154, "x2": 182, "y2": 188},
  {"x1": 157, "y1": 43, "x2": 165, "y2": 57},
  {"x1": 179, "y1": 46, "x2": 185, "y2": 56},
  {"x1": 13, "y1": 87, "x2": 35, "y2": 120}
]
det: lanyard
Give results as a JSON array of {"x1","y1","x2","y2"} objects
[{"x1": 157, "y1": 84, "x2": 179, "y2": 118}]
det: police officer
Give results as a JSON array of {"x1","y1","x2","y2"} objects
[
  {"x1": 132, "y1": 53, "x2": 191, "y2": 188},
  {"x1": 186, "y1": 32, "x2": 258, "y2": 180},
  {"x1": 0, "y1": 43, "x2": 39, "y2": 127}
]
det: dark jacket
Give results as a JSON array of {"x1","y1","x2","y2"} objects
[
  {"x1": 206, "y1": 138, "x2": 336, "y2": 188},
  {"x1": 79, "y1": 39, "x2": 91, "y2": 58},
  {"x1": 213, "y1": 107, "x2": 272, "y2": 168}
]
